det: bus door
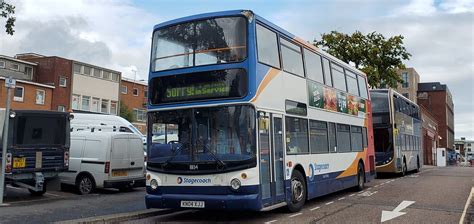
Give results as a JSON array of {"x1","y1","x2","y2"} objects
[{"x1": 258, "y1": 112, "x2": 285, "y2": 207}]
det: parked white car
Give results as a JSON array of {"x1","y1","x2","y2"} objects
[{"x1": 60, "y1": 132, "x2": 145, "y2": 194}]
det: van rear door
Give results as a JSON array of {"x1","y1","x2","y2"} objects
[
  {"x1": 127, "y1": 136, "x2": 145, "y2": 178},
  {"x1": 110, "y1": 136, "x2": 130, "y2": 179}
]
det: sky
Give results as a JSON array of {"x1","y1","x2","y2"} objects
[{"x1": 0, "y1": 0, "x2": 473, "y2": 139}]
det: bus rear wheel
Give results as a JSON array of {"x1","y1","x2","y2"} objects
[
  {"x1": 401, "y1": 160, "x2": 407, "y2": 176},
  {"x1": 288, "y1": 170, "x2": 306, "y2": 212},
  {"x1": 354, "y1": 163, "x2": 365, "y2": 191}
]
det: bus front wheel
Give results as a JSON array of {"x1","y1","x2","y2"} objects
[
  {"x1": 354, "y1": 163, "x2": 365, "y2": 191},
  {"x1": 288, "y1": 170, "x2": 306, "y2": 212}
]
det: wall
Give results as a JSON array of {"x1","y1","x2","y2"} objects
[
  {"x1": 19, "y1": 56, "x2": 73, "y2": 111},
  {"x1": 120, "y1": 79, "x2": 147, "y2": 134},
  {"x1": 0, "y1": 79, "x2": 53, "y2": 110},
  {"x1": 396, "y1": 68, "x2": 419, "y2": 103}
]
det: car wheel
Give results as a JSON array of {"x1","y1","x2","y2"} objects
[
  {"x1": 287, "y1": 170, "x2": 306, "y2": 212},
  {"x1": 76, "y1": 175, "x2": 95, "y2": 195}
]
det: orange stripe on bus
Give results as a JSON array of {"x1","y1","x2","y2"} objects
[
  {"x1": 336, "y1": 151, "x2": 366, "y2": 179},
  {"x1": 251, "y1": 68, "x2": 280, "y2": 102}
]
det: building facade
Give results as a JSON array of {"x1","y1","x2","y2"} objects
[
  {"x1": 455, "y1": 137, "x2": 474, "y2": 160},
  {"x1": 417, "y1": 82, "x2": 455, "y2": 152},
  {"x1": 420, "y1": 105, "x2": 439, "y2": 165},
  {"x1": 16, "y1": 53, "x2": 121, "y2": 115},
  {"x1": 395, "y1": 68, "x2": 420, "y2": 103},
  {"x1": 120, "y1": 78, "x2": 147, "y2": 134},
  {"x1": 0, "y1": 55, "x2": 54, "y2": 110}
]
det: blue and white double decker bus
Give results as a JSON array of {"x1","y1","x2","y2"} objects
[{"x1": 145, "y1": 10, "x2": 376, "y2": 212}]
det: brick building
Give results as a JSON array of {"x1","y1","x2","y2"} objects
[
  {"x1": 0, "y1": 55, "x2": 54, "y2": 110},
  {"x1": 395, "y1": 68, "x2": 420, "y2": 103},
  {"x1": 420, "y1": 105, "x2": 439, "y2": 165},
  {"x1": 120, "y1": 77, "x2": 147, "y2": 133},
  {"x1": 417, "y1": 82, "x2": 454, "y2": 152},
  {"x1": 16, "y1": 53, "x2": 121, "y2": 114}
]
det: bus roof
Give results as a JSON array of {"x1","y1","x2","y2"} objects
[{"x1": 152, "y1": 9, "x2": 367, "y2": 78}]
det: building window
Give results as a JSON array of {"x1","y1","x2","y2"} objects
[
  {"x1": 256, "y1": 24, "x2": 280, "y2": 68},
  {"x1": 285, "y1": 116, "x2": 309, "y2": 154},
  {"x1": 0, "y1": 61, "x2": 5, "y2": 68},
  {"x1": 111, "y1": 73, "x2": 119, "y2": 82},
  {"x1": 93, "y1": 68, "x2": 101, "y2": 78},
  {"x1": 101, "y1": 99, "x2": 109, "y2": 113},
  {"x1": 91, "y1": 97, "x2": 100, "y2": 112},
  {"x1": 133, "y1": 88, "x2": 139, "y2": 96},
  {"x1": 402, "y1": 72, "x2": 409, "y2": 88},
  {"x1": 13, "y1": 86, "x2": 24, "y2": 102},
  {"x1": 35, "y1": 89, "x2": 45, "y2": 105},
  {"x1": 72, "y1": 94, "x2": 80, "y2": 110},
  {"x1": 81, "y1": 96, "x2": 90, "y2": 111},
  {"x1": 133, "y1": 108, "x2": 146, "y2": 122},
  {"x1": 121, "y1": 85, "x2": 127, "y2": 94},
  {"x1": 309, "y1": 120, "x2": 329, "y2": 154},
  {"x1": 83, "y1": 66, "x2": 91, "y2": 75},
  {"x1": 25, "y1": 67, "x2": 33, "y2": 78},
  {"x1": 59, "y1": 76, "x2": 67, "y2": 87},
  {"x1": 102, "y1": 71, "x2": 110, "y2": 80},
  {"x1": 73, "y1": 64, "x2": 81, "y2": 74},
  {"x1": 110, "y1": 101, "x2": 118, "y2": 115},
  {"x1": 58, "y1": 105, "x2": 66, "y2": 112},
  {"x1": 280, "y1": 38, "x2": 304, "y2": 77},
  {"x1": 336, "y1": 124, "x2": 351, "y2": 152},
  {"x1": 10, "y1": 63, "x2": 19, "y2": 71}
]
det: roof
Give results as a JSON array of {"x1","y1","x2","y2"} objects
[
  {"x1": 121, "y1": 77, "x2": 147, "y2": 86},
  {"x1": 0, "y1": 55, "x2": 38, "y2": 66},
  {"x1": 418, "y1": 82, "x2": 450, "y2": 92},
  {"x1": 0, "y1": 76, "x2": 55, "y2": 89}
]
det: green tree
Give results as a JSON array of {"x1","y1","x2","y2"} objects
[
  {"x1": 314, "y1": 31, "x2": 411, "y2": 88},
  {"x1": 1, "y1": 1, "x2": 15, "y2": 35},
  {"x1": 119, "y1": 101, "x2": 135, "y2": 122}
]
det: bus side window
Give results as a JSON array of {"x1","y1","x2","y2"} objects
[
  {"x1": 256, "y1": 24, "x2": 280, "y2": 68},
  {"x1": 362, "y1": 127, "x2": 368, "y2": 148},
  {"x1": 351, "y1": 126, "x2": 363, "y2": 152},
  {"x1": 285, "y1": 116, "x2": 309, "y2": 154},
  {"x1": 328, "y1": 122, "x2": 337, "y2": 152}
]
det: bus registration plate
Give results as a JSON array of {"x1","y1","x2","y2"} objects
[{"x1": 181, "y1": 200, "x2": 205, "y2": 208}]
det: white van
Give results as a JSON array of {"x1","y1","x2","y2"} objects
[
  {"x1": 60, "y1": 132, "x2": 145, "y2": 194},
  {"x1": 70, "y1": 113, "x2": 146, "y2": 144}
]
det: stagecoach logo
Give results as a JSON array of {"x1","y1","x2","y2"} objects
[{"x1": 177, "y1": 177, "x2": 211, "y2": 185}]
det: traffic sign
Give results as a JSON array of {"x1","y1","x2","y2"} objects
[{"x1": 5, "y1": 78, "x2": 16, "y2": 88}]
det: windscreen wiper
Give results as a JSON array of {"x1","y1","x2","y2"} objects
[
  {"x1": 201, "y1": 141, "x2": 227, "y2": 169},
  {"x1": 162, "y1": 142, "x2": 184, "y2": 168}
]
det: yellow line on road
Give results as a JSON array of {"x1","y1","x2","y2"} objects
[{"x1": 459, "y1": 187, "x2": 474, "y2": 224}]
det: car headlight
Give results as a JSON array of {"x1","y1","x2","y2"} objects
[
  {"x1": 150, "y1": 179, "x2": 158, "y2": 190},
  {"x1": 230, "y1": 178, "x2": 241, "y2": 191}
]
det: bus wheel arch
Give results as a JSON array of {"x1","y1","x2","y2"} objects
[{"x1": 288, "y1": 164, "x2": 307, "y2": 212}]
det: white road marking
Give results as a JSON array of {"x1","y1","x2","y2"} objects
[
  {"x1": 349, "y1": 194, "x2": 356, "y2": 197},
  {"x1": 265, "y1": 220, "x2": 278, "y2": 224},
  {"x1": 380, "y1": 183, "x2": 385, "y2": 185},
  {"x1": 459, "y1": 187, "x2": 474, "y2": 224},
  {"x1": 359, "y1": 191, "x2": 377, "y2": 197},
  {"x1": 374, "y1": 185, "x2": 380, "y2": 187},
  {"x1": 45, "y1": 192, "x2": 61, "y2": 197},
  {"x1": 289, "y1": 212, "x2": 303, "y2": 218},
  {"x1": 338, "y1": 197, "x2": 345, "y2": 201},
  {"x1": 381, "y1": 200, "x2": 415, "y2": 222},
  {"x1": 367, "y1": 187, "x2": 372, "y2": 190},
  {"x1": 310, "y1": 206, "x2": 321, "y2": 211},
  {"x1": 325, "y1": 201, "x2": 334, "y2": 205}
]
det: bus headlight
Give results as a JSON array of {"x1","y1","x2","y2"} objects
[
  {"x1": 230, "y1": 178, "x2": 241, "y2": 191},
  {"x1": 150, "y1": 179, "x2": 158, "y2": 190}
]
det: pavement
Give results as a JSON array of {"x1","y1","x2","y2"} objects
[{"x1": 1, "y1": 166, "x2": 473, "y2": 224}]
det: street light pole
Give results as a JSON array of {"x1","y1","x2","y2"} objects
[{"x1": 0, "y1": 77, "x2": 14, "y2": 205}]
